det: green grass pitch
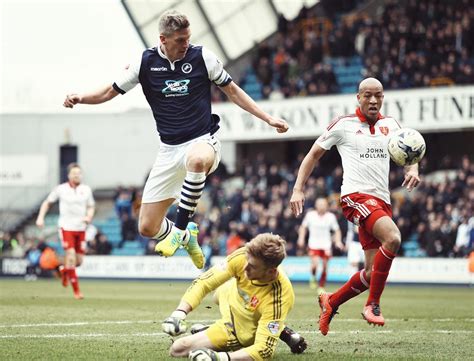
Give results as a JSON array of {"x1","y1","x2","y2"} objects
[{"x1": 0, "y1": 278, "x2": 472, "y2": 360}]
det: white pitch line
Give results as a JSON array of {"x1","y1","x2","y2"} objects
[
  {"x1": 1, "y1": 330, "x2": 473, "y2": 339},
  {"x1": 0, "y1": 318, "x2": 472, "y2": 329},
  {"x1": 186, "y1": 318, "x2": 474, "y2": 323},
  {"x1": 301, "y1": 330, "x2": 474, "y2": 334},
  {"x1": 0, "y1": 332, "x2": 166, "y2": 339},
  {"x1": 0, "y1": 320, "x2": 154, "y2": 328}
]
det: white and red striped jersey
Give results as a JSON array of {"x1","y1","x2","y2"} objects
[
  {"x1": 316, "y1": 108, "x2": 401, "y2": 204},
  {"x1": 46, "y1": 183, "x2": 95, "y2": 231},
  {"x1": 303, "y1": 210, "x2": 340, "y2": 251}
]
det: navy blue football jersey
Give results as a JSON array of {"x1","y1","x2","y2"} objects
[{"x1": 114, "y1": 45, "x2": 231, "y2": 145}]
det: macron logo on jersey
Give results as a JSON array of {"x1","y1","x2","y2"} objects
[{"x1": 151, "y1": 66, "x2": 168, "y2": 71}]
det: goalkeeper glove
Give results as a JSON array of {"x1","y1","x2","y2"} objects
[
  {"x1": 162, "y1": 310, "x2": 188, "y2": 336},
  {"x1": 279, "y1": 326, "x2": 307, "y2": 354},
  {"x1": 188, "y1": 348, "x2": 230, "y2": 361}
]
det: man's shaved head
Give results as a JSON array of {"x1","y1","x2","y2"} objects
[
  {"x1": 358, "y1": 77, "x2": 383, "y2": 93},
  {"x1": 357, "y1": 77, "x2": 384, "y2": 122}
]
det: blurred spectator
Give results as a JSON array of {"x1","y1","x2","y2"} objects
[
  {"x1": 96, "y1": 233, "x2": 112, "y2": 255},
  {"x1": 454, "y1": 217, "x2": 473, "y2": 257},
  {"x1": 115, "y1": 189, "x2": 132, "y2": 218},
  {"x1": 120, "y1": 212, "x2": 138, "y2": 243}
]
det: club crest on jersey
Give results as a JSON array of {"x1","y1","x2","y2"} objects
[
  {"x1": 181, "y1": 63, "x2": 192, "y2": 74},
  {"x1": 250, "y1": 295, "x2": 259, "y2": 308},
  {"x1": 267, "y1": 321, "x2": 280, "y2": 335},
  {"x1": 379, "y1": 126, "x2": 389, "y2": 136}
]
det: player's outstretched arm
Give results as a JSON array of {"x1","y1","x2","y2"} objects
[
  {"x1": 63, "y1": 84, "x2": 120, "y2": 108},
  {"x1": 402, "y1": 163, "x2": 420, "y2": 191},
  {"x1": 290, "y1": 143, "x2": 326, "y2": 216},
  {"x1": 219, "y1": 82, "x2": 289, "y2": 133}
]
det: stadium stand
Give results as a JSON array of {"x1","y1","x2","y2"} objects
[
  {"x1": 182, "y1": 153, "x2": 473, "y2": 259},
  {"x1": 232, "y1": 0, "x2": 474, "y2": 99}
]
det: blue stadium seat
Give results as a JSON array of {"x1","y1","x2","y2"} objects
[
  {"x1": 121, "y1": 241, "x2": 143, "y2": 249},
  {"x1": 328, "y1": 56, "x2": 363, "y2": 94}
]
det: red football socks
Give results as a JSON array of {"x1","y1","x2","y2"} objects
[
  {"x1": 319, "y1": 269, "x2": 327, "y2": 288},
  {"x1": 330, "y1": 269, "x2": 369, "y2": 308},
  {"x1": 366, "y1": 246, "x2": 396, "y2": 305},
  {"x1": 66, "y1": 268, "x2": 80, "y2": 294}
]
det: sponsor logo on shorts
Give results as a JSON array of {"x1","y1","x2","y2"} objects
[
  {"x1": 365, "y1": 199, "x2": 378, "y2": 207},
  {"x1": 267, "y1": 321, "x2": 280, "y2": 335}
]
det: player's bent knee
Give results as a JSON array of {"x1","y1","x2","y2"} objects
[
  {"x1": 138, "y1": 222, "x2": 158, "y2": 238},
  {"x1": 187, "y1": 155, "x2": 212, "y2": 172},
  {"x1": 384, "y1": 230, "x2": 401, "y2": 252}
]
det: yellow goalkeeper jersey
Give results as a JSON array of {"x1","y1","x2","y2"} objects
[{"x1": 182, "y1": 247, "x2": 295, "y2": 360}]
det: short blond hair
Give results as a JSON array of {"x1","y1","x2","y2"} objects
[
  {"x1": 246, "y1": 233, "x2": 287, "y2": 268},
  {"x1": 158, "y1": 10, "x2": 190, "y2": 36},
  {"x1": 67, "y1": 163, "x2": 81, "y2": 174}
]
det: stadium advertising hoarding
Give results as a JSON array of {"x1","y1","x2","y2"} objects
[
  {"x1": 213, "y1": 86, "x2": 474, "y2": 141},
  {"x1": 76, "y1": 255, "x2": 202, "y2": 279},
  {"x1": 76, "y1": 256, "x2": 472, "y2": 284},
  {"x1": 3, "y1": 256, "x2": 469, "y2": 284},
  {"x1": 0, "y1": 155, "x2": 48, "y2": 186}
]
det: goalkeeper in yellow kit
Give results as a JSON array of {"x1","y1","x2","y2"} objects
[{"x1": 162, "y1": 233, "x2": 306, "y2": 360}]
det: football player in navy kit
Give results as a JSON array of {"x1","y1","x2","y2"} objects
[{"x1": 63, "y1": 10, "x2": 289, "y2": 269}]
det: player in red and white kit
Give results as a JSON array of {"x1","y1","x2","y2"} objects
[
  {"x1": 297, "y1": 197, "x2": 343, "y2": 293},
  {"x1": 290, "y1": 78, "x2": 420, "y2": 332},
  {"x1": 36, "y1": 163, "x2": 95, "y2": 299}
]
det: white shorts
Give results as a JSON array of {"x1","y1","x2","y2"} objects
[
  {"x1": 142, "y1": 133, "x2": 221, "y2": 203},
  {"x1": 347, "y1": 241, "x2": 365, "y2": 264}
]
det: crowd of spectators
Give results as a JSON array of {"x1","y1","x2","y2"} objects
[
  {"x1": 210, "y1": 0, "x2": 474, "y2": 102},
  {"x1": 180, "y1": 153, "x2": 474, "y2": 260},
  {"x1": 1, "y1": 153, "x2": 472, "y2": 268},
  {"x1": 355, "y1": 0, "x2": 474, "y2": 89}
]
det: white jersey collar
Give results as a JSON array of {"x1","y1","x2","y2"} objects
[{"x1": 157, "y1": 44, "x2": 184, "y2": 71}]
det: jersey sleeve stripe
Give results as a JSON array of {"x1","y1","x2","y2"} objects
[
  {"x1": 215, "y1": 75, "x2": 232, "y2": 87},
  {"x1": 112, "y1": 82, "x2": 126, "y2": 95},
  {"x1": 226, "y1": 247, "x2": 247, "y2": 262},
  {"x1": 392, "y1": 117, "x2": 402, "y2": 128},
  {"x1": 259, "y1": 337, "x2": 277, "y2": 359},
  {"x1": 272, "y1": 281, "x2": 282, "y2": 319},
  {"x1": 326, "y1": 114, "x2": 355, "y2": 131}
]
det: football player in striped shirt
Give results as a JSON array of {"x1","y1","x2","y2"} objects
[{"x1": 63, "y1": 10, "x2": 288, "y2": 270}]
